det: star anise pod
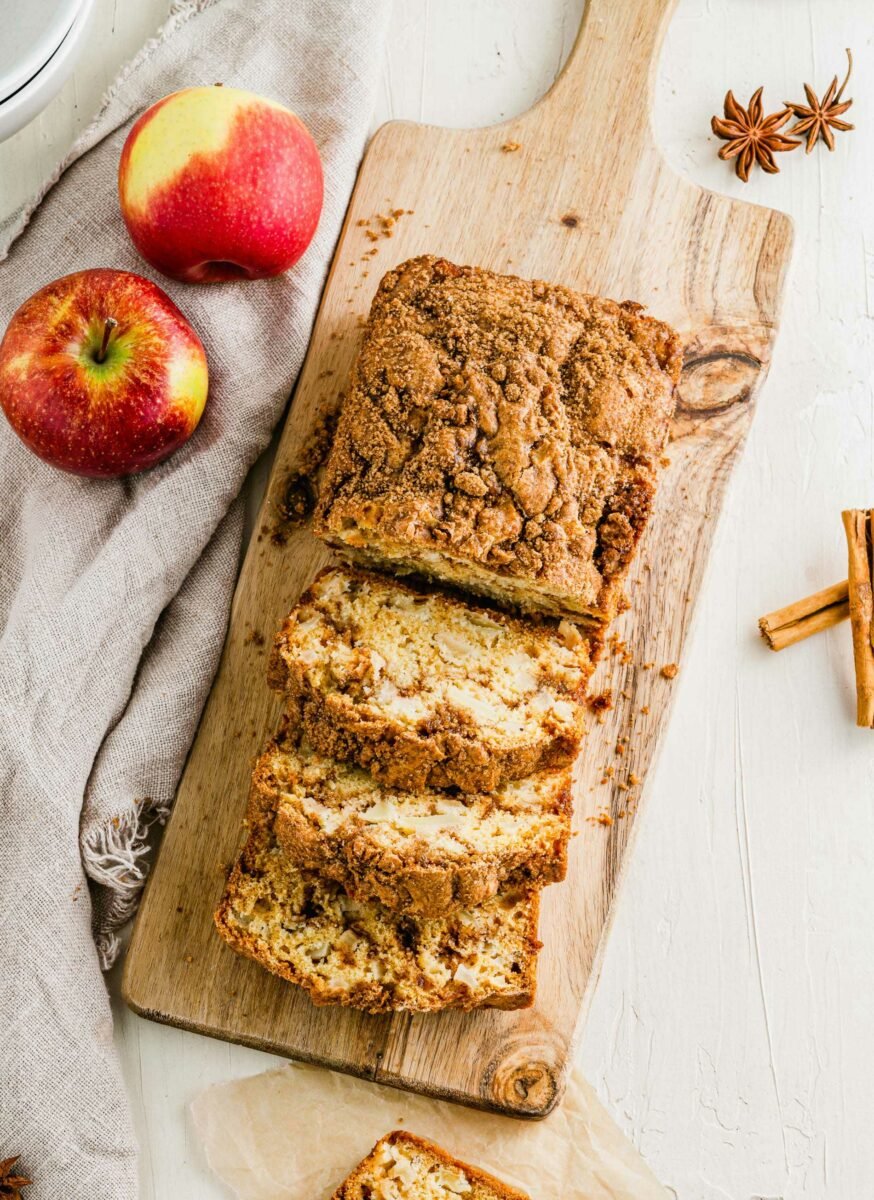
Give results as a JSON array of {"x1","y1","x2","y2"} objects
[
  {"x1": 786, "y1": 49, "x2": 855, "y2": 153},
  {"x1": 711, "y1": 87, "x2": 799, "y2": 182},
  {"x1": 0, "y1": 1157, "x2": 31, "y2": 1200}
]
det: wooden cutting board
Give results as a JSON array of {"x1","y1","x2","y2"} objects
[{"x1": 124, "y1": 0, "x2": 792, "y2": 1118}]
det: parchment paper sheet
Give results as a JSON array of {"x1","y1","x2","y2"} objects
[{"x1": 191, "y1": 1060, "x2": 670, "y2": 1199}]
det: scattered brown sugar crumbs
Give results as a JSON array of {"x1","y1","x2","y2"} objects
[
  {"x1": 501, "y1": 139, "x2": 521, "y2": 152},
  {"x1": 244, "y1": 628, "x2": 266, "y2": 649},
  {"x1": 561, "y1": 213, "x2": 580, "y2": 228},
  {"x1": 640, "y1": 704, "x2": 650, "y2": 715},
  {"x1": 660, "y1": 456, "x2": 672, "y2": 468},
  {"x1": 184, "y1": 955, "x2": 194, "y2": 964},
  {"x1": 629, "y1": 773, "x2": 641, "y2": 786},
  {"x1": 607, "y1": 632, "x2": 634, "y2": 665},
  {"x1": 642, "y1": 661, "x2": 655, "y2": 671},
  {"x1": 588, "y1": 690, "x2": 613, "y2": 715},
  {"x1": 588, "y1": 811, "x2": 614, "y2": 827},
  {"x1": 361, "y1": 208, "x2": 413, "y2": 242},
  {"x1": 661, "y1": 662, "x2": 679, "y2": 679},
  {"x1": 615, "y1": 740, "x2": 627, "y2": 756}
]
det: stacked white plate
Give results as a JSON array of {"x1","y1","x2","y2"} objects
[{"x1": 0, "y1": 0, "x2": 96, "y2": 142}]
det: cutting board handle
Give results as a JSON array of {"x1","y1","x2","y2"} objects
[{"x1": 534, "y1": 0, "x2": 677, "y2": 146}]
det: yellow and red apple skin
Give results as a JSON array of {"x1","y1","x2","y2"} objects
[
  {"x1": 118, "y1": 85, "x2": 324, "y2": 283},
  {"x1": 0, "y1": 269, "x2": 209, "y2": 478}
]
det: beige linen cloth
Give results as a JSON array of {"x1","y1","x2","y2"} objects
[{"x1": 0, "y1": 1, "x2": 389, "y2": 1196}]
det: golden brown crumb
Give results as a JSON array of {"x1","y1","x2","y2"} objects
[
  {"x1": 268, "y1": 566, "x2": 591, "y2": 796},
  {"x1": 640, "y1": 705, "x2": 650, "y2": 715},
  {"x1": 263, "y1": 718, "x2": 573, "y2": 915},
  {"x1": 606, "y1": 632, "x2": 635, "y2": 665},
  {"x1": 314, "y1": 255, "x2": 682, "y2": 627},
  {"x1": 215, "y1": 786, "x2": 541, "y2": 1013},
  {"x1": 629, "y1": 773, "x2": 641, "y2": 786},
  {"x1": 661, "y1": 663, "x2": 679, "y2": 679},
  {"x1": 501, "y1": 140, "x2": 521, "y2": 152}
]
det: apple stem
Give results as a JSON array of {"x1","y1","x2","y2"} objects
[{"x1": 95, "y1": 317, "x2": 118, "y2": 364}]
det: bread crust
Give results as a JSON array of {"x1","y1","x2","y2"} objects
[
  {"x1": 291, "y1": 689, "x2": 581, "y2": 793},
  {"x1": 268, "y1": 566, "x2": 592, "y2": 793},
  {"x1": 332, "y1": 1130, "x2": 531, "y2": 1199},
  {"x1": 314, "y1": 255, "x2": 682, "y2": 626},
  {"x1": 259, "y1": 720, "x2": 571, "y2": 916},
  {"x1": 214, "y1": 781, "x2": 541, "y2": 1014}
]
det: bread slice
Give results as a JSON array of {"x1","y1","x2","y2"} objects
[
  {"x1": 257, "y1": 720, "x2": 571, "y2": 916},
  {"x1": 314, "y1": 255, "x2": 682, "y2": 627},
  {"x1": 214, "y1": 782, "x2": 540, "y2": 1013},
  {"x1": 268, "y1": 566, "x2": 591, "y2": 793},
  {"x1": 332, "y1": 1130, "x2": 530, "y2": 1200}
]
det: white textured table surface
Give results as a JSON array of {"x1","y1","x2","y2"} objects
[{"x1": 2, "y1": 2, "x2": 873, "y2": 1197}]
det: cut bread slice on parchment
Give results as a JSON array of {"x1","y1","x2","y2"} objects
[{"x1": 331, "y1": 1130, "x2": 530, "y2": 1200}]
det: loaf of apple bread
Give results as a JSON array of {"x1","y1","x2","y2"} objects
[
  {"x1": 268, "y1": 565, "x2": 591, "y2": 793},
  {"x1": 214, "y1": 781, "x2": 541, "y2": 1013},
  {"x1": 314, "y1": 255, "x2": 682, "y2": 627},
  {"x1": 331, "y1": 1131, "x2": 530, "y2": 1200},
  {"x1": 256, "y1": 718, "x2": 571, "y2": 916}
]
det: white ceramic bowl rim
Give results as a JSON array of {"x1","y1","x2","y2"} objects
[
  {"x1": 0, "y1": 0, "x2": 86, "y2": 104},
  {"x1": 0, "y1": 0, "x2": 96, "y2": 144}
]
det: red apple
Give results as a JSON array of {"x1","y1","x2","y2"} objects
[
  {"x1": 0, "y1": 268, "x2": 209, "y2": 477},
  {"x1": 117, "y1": 84, "x2": 323, "y2": 283}
]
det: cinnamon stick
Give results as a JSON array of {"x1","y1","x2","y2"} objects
[
  {"x1": 758, "y1": 579, "x2": 849, "y2": 651},
  {"x1": 842, "y1": 509, "x2": 874, "y2": 727}
]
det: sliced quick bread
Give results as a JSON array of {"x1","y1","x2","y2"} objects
[
  {"x1": 268, "y1": 565, "x2": 592, "y2": 793},
  {"x1": 214, "y1": 782, "x2": 540, "y2": 1013},
  {"x1": 258, "y1": 719, "x2": 571, "y2": 916},
  {"x1": 331, "y1": 1130, "x2": 530, "y2": 1200},
  {"x1": 313, "y1": 255, "x2": 681, "y2": 627}
]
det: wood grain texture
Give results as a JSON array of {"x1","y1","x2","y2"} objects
[{"x1": 123, "y1": 0, "x2": 792, "y2": 1118}]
